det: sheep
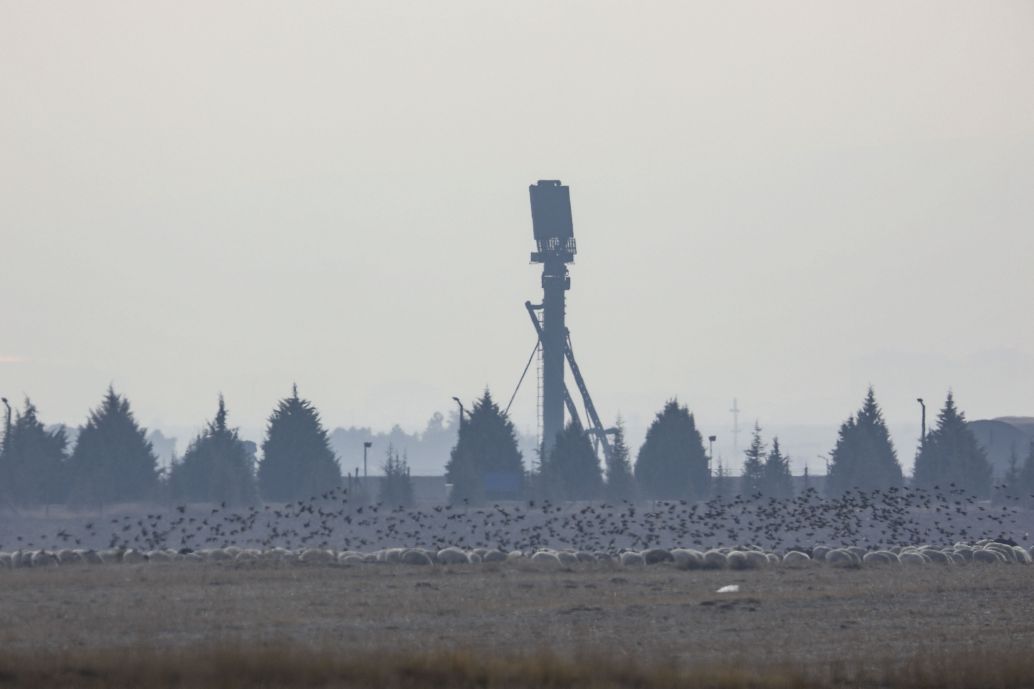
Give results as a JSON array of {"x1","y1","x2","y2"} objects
[
  {"x1": 971, "y1": 548, "x2": 1001, "y2": 564},
  {"x1": 0, "y1": 553, "x2": 11, "y2": 568},
  {"x1": 482, "y1": 550, "x2": 507, "y2": 563},
  {"x1": 1012, "y1": 546, "x2": 1032, "y2": 564},
  {"x1": 920, "y1": 549, "x2": 952, "y2": 565},
  {"x1": 641, "y1": 548, "x2": 674, "y2": 565},
  {"x1": 437, "y1": 547, "x2": 470, "y2": 565},
  {"x1": 31, "y1": 550, "x2": 59, "y2": 567},
  {"x1": 57, "y1": 549, "x2": 82, "y2": 565},
  {"x1": 507, "y1": 550, "x2": 524, "y2": 562},
  {"x1": 726, "y1": 550, "x2": 749, "y2": 570},
  {"x1": 299, "y1": 548, "x2": 336, "y2": 565},
  {"x1": 619, "y1": 551, "x2": 645, "y2": 567},
  {"x1": 575, "y1": 551, "x2": 596, "y2": 563},
  {"x1": 898, "y1": 551, "x2": 927, "y2": 566},
  {"x1": 825, "y1": 549, "x2": 857, "y2": 567},
  {"x1": 702, "y1": 550, "x2": 727, "y2": 569},
  {"x1": 147, "y1": 550, "x2": 173, "y2": 563},
  {"x1": 812, "y1": 545, "x2": 832, "y2": 561},
  {"x1": 862, "y1": 550, "x2": 898, "y2": 565},
  {"x1": 671, "y1": 548, "x2": 705, "y2": 570},
  {"x1": 782, "y1": 550, "x2": 811, "y2": 567},
  {"x1": 530, "y1": 550, "x2": 562, "y2": 568},
  {"x1": 121, "y1": 549, "x2": 146, "y2": 564},
  {"x1": 745, "y1": 551, "x2": 770, "y2": 569},
  {"x1": 401, "y1": 548, "x2": 433, "y2": 566}
]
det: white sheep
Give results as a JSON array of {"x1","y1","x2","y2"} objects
[
  {"x1": 702, "y1": 550, "x2": 727, "y2": 569},
  {"x1": 530, "y1": 550, "x2": 561, "y2": 568},
  {"x1": 671, "y1": 548, "x2": 705, "y2": 570},
  {"x1": 401, "y1": 548, "x2": 433, "y2": 565},
  {"x1": 437, "y1": 547, "x2": 470, "y2": 565},
  {"x1": 781, "y1": 551, "x2": 811, "y2": 567},
  {"x1": 299, "y1": 548, "x2": 335, "y2": 565},
  {"x1": 619, "y1": 551, "x2": 645, "y2": 567}
]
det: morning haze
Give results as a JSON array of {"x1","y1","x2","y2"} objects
[{"x1": 2, "y1": 1, "x2": 1032, "y2": 473}]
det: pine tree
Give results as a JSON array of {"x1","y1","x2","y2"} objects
[
  {"x1": 257, "y1": 385, "x2": 341, "y2": 502},
  {"x1": 67, "y1": 387, "x2": 159, "y2": 506},
  {"x1": 169, "y1": 396, "x2": 258, "y2": 507},
  {"x1": 634, "y1": 399, "x2": 710, "y2": 500},
  {"x1": 0, "y1": 399, "x2": 68, "y2": 507},
  {"x1": 912, "y1": 392, "x2": 992, "y2": 497},
  {"x1": 826, "y1": 387, "x2": 904, "y2": 496},
  {"x1": 542, "y1": 420, "x2": 603, "y2": 501},
  {"x1": 762, "y1": 437, "x2": 794, "y2": 499},
  {"x1": 604, "y1": 420, "x2": 637, "y2": 502},
  {"x1": 445, "y1": 391, "x2": 524, "y2": 504},
  {"x1": 740, "y1": 422, "x2": 767, "y2": 498},
  {"x1": 379, "y1": 444, "x2": 414, "y2": 507}
]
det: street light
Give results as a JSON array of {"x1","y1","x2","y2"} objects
[
  {"x1": 1, "y1": 397, "x2": 10, "y2": 453},
  {"x1": 363, "y1": 441, "x2": 373, "y2": 480},
  {"x1": 452, "y1": 397, "x2": 466, "y2": 429},
  {"x1": 708, "y1": 435, "x2": 717, "y2": 471},
  {"x1": 916, "y1": 398, "x2": 926, "y2": 452}
]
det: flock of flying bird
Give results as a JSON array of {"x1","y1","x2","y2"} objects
[{"x1": 3, "y1": 483, "x2": 1031, "y2": 555}]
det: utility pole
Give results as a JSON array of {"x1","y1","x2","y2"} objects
[
  {"x1": 916, "y1": 398, "x2": 926, "y2": 452},
  {"x1": 708, "y1": 435, "x2": 717, "y2": 473},
  {"x1": 363, "y1": 441, "x2": 373, "y2": 481},
  {"x1": 452, "y1": 396, "x2": 466, "y2": 430}
]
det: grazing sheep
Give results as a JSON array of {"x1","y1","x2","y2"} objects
[
  {"x1": 299, "y1": 548, "x2": 335, "y2": 565},
  {"x1": 702, "y1": 550, "x2": 727, "y2": 569},
  {"x1": 641, "y1": 548, "x2": 674, "y2": 565},
  {"x1": 672, "y1": 548, "x2": 705, "y2": 570},
  {"x1": 782, "y1": 551, "x2": 811, "y2": 567},
  {"x1": 920, "y1": 549, "x2": 952, "y2": 565},
  {"x1": 619, "y1": 551, "x2": 645, "y2": 567},
  {"x1": 825, "y1": 549, "x2": 857, "y2": 567},
  {"x1": 1012, "y1": 546, "x2": 1032, "y2": 564},
  {"x1": 401, "y1": 548, "x2": 433, "y2": 565},
  {"x1": 530, "y1": 550, "x2": 562, "y2": 568},
  {"x1": 121, "y1": 549, "x2": 146, "y2": 564},
  {"x1": 594, "y1": 552, "x2": 615, "y2": 564},
  {"x1": 972, "y1": 548, "x2": 1001, "y2": 564},
  {"x1": 31, "y1": 550, "x2": 59, "y2": 567},
  {"x1": 726, "y1": 550, "x2": 749, "y2": 570},
  {"x1": 899, "y1": 551, "x2": 927, "y2": 566},
  {"x1": 575, "y1": 551, "x2": 596, "y2": 563},
  {"x1": 57, "y1": 549, "x2": 82, "y2": 565},
  {"x1": 812, "y1": 545, "x2": 832, "y2": 561},
  {"x1": 482, "y1": 550, "x2": 507, "y2": 563},
  {"x1": 745, "y1": 551, "x2": 769, "y2": 569},
  {"x1": 437, "y1": 547, "x2": 470, "y2": 565},
  {"x1": 555, "y1": 551, "x2": 578, "y2": 566},
  {"x1": 507, "y1": 550, "x2": 524, "y2": 562},
  {"x1": 862, "y1": 551, "x2": 898, "y2": 565},
  {"x1": 0, "y1": 553, "x2": 11, "y2": 568}
]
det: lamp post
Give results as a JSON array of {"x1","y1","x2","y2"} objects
[
  {"x1": 1, "y1": 397, "x2": 10, "y2": 453},
  {"x1": 708, "y1": 435, "x2": 717, "y2": 472},
  {"x1": 452, "y1": 397, "x2": 466, "y2": 429},
  {"x1": 916, "y1": 398, "x2": 926, "y2": 452},
  {"x1": 363, "y1": 441, "x2": 373, "y2": 481}
]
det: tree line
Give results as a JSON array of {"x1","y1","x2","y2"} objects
[
  {"x1": 0, "y1": 384, "x2": 1015, "y2": 510},
  {"x1": 0, "y1": 385, "x2": 412, "y2": 510}
]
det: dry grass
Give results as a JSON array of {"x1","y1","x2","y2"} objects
[
  {"x1": 2, "y1": 561, "x2": 1033, "y2": 687},
  {"x1": 3, "y1": 645, "x2": 1034, "y2": 689}
]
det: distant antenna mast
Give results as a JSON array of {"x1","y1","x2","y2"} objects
[{"x1": 730, "y1": 398, "x2": 741, "y2": 456}]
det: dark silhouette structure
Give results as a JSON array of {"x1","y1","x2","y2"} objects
[{"x1": 526, "y1": 180, "x2": 612, "y2": 462}]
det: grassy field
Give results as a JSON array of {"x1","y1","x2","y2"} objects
[{"x1": 2, "y1": 560, "x2": 1033, "y2": 687}]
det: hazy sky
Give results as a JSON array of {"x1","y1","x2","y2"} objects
[{"x1": 2, "y1": 2, "x2": 1032, "y2": 471}]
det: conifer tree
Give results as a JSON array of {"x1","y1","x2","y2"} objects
[
  {"x1": 0, "y1": 399, "x2": 68, "y2": 507},
  {"x1": 67, "y1": 387, "x2": 159, "y2": 506},
  {"x1": 762, "y1": 437, "x2": 794, "y2": 499},
  {"x1": 826, "y1": 387, "x2": 904, "y2": 496},
  {"x1": 634, "y1": 399, "x2": 710, "y2": 500},
  {"x1": 604, "y1": 420, "x2": 637, "y2": 502},
  {"x1": 912, "y1": 392, "x2": 992, "y2": 497},
  {"x1": 740, "y1": 422, "x2": 767, "y2": 498},
  {"x1": 257, "y1": 386, "x2": 341, "y2": 502},
  {"x1": 445, "y1": 390, "x2": 524, "y2": 504},
  {"x1": 379, "y1": 444, "x2": 414, "y2": 507},
  {"x1": 542, "y1": 420, "x2": 604, "y2": 501},
  {"x1": 169, "y1": 396, "x2": 258, "y2": 507}
]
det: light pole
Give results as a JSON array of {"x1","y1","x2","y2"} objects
[
  {"x1": 452, "y1": 397, "x2": 466, "y2": 430},
  {"x1": 363, "y1": 441, "x2": 373, "y2": 480},
  {"x1": 708, "y1": 435, "x2": 717, "y2": 472},
  {"x1": 916, "y1": 398, "x2": 926, "y2": 452},
  {"x1": 1, "y1": 397, "x2": 10, "y2": 453}
]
